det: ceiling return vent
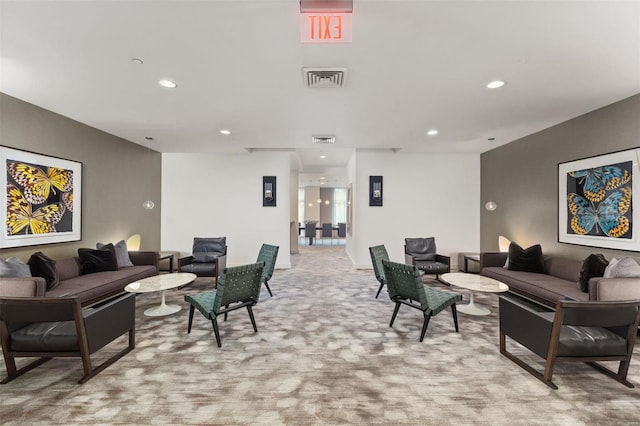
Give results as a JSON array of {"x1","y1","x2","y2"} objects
[
  {"x1": 303, "y1": 67, "x2": 347, "y2": 88},
  {"x1": 312, "y1": 135, "x2": 336, "y2": 144}
]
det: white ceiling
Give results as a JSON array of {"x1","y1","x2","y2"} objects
[{"x1": 2, "y1": 0, "x2": 639, "y2": 182}]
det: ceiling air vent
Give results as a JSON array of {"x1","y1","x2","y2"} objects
[
  {"x1": 303, "y1": 67, "x2": 347, "y2": 88},
  {"x1": 312, "y1": 135, "x2": 335, "y2": 144}
]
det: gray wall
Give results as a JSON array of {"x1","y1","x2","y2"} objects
[
  {"x1": 0, "y1": 93, "x2": 161, "y2": 261},
  {"x1": 481, "y1": 94, "x2": 640, "y2": 261}
]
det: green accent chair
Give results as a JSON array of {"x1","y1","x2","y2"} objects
[
  {"x1": 369, "y1": 245, "x2": 390, "y2": 299},
  {"x1": 382, "y1": 259, "x2": 462, "y2": 342},
  {"x1": 257, "y1": 244, "x2": 279, "y2": 297},
  {"x1": 184, "y1": 262, "x2": 264, "y2": 347}
]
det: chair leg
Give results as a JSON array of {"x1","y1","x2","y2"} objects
[
  {"x1": 389, "y1": 302, "x2": 401, "y2": 327},
  {"x1": 247, "y1": 305, "x2": 258, "y2": 332},
  {"x1": 211, "y1": 317, "x2": 222, "y2": 348},
  {"x1": 224, "y1": 305, "x2": 229, "y2": 321},
  {"x1": 264, "y1": 281, "x2": 273, "y2": 297},
  {"x1": 587, "y1": 361, "x2": 635, "y2": 388},
  {"x1": 375, "y1": 281, "x2": 385, "y2": 299},
  {"x1": 500, "y1": 332, "x2": 558, "y2": 390},
  {"x1": 420, "y1": 313, "x2": 432, "y2": 342},
  {"x1": 187, "y1": 306, "x2": 195, "y2": 333},
  {"x1": 1, "y1": 357, "x2": 51, "y2": 384},
  {"x1": 451, "y1": 303, "x2": 459, "y2": 332}
]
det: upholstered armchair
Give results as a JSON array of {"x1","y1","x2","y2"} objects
[
  {"x1": 178, "y1": 237, "x2": 227, "y2": 286},
  {"x1": 499, "y1": 294, "x2": 640, "y2": 389},
  {"x1": 184, "y1": 262, "x2": 265, "y2": 347},
  {"x1": 382, "y1": 259, "x2": 462, "y2": 342},
  {"x1": 0, "y1": 292, "x2": 136, "y2": 384},
  {"x1": 404, "y1": 237, "x2": 450, "y2": 282}
]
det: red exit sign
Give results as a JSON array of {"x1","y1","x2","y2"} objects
[{"x1": 300, "y1": 13, "x2": 352, "y2": 43}]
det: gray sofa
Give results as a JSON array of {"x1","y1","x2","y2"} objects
[
  {"x1": 480, "y1": 252, "x2": 640, "y2": 307},
  {"x1": 0, "y1": 251, "x2": 159, "y2": 305}
]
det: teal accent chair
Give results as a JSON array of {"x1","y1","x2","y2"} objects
[
  {"x1": 369, "y1": 245, "x2": 390, "y2": 299},
  {"x1": 382, "y1": 259, "x2": 462, "y2": 342},
  {"x1": 184, "y1": 262, "x2": 264, "y2": 347},
  {"x1": 257, "y1": 244, "x2": 279, "y2": 297}
]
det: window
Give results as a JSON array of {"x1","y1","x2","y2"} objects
[
  {"x1": 298, "y1": 188, "x2": 305, "y2": 224},
  {"x1": 333, "y1": 188, "x2": 347, "y2": 224}
]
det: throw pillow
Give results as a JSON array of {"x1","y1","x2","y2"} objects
[
  {"x1": 577, "y1": 253, "x2": 609, "y2": 293},
  {"x1": 27, "y1": 252, "x2": 60, "y2": 290},
  {"x1": 97, "y1": 239, "x2": 133, "y2": 268},
  {"x1": 404, "y1": 237, "x2": 436, "y2": 261},
  {"x1": 604, "y1": 256, "x2": 640, "y2": 278},
  {"x1": 0, "y1": 257, "x2": 32, "y2": 277},
  {"x1": 507, "y1": 242, "x2": 546, "y2": 274},
  {"x1": 78, "y1": 243, "x2": 118, "y2": 274}
]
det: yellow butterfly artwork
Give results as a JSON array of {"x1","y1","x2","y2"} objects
[
  {"x1": 7, "y1": 161, "x2": 73, "y2": 205},
  {"x1": 6, "y1": 184, "x2": 65, "y2": 235}
]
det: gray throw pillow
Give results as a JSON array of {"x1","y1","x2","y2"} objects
[
  {"x1": 97, "y1": 240, "x2": 134, "y2": 268},
  {"x1": 604, "y1": 257, "x2": 640, "y2": 278},
  {"x1": 0, "y1": 257, "x2": 32, "y2": 277}
]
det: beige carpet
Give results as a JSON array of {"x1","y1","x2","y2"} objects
[{"x1": 1, "y1": 246, "x2": 639, "y2": 425}]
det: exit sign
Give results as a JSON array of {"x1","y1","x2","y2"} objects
[{"x1": 300, "y1": 13, "x2": 352, "y2": 43}]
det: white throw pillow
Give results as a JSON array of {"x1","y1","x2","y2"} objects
[
  {"x1": 604, "y1": 257, "x2": 640, "y2": 278},
  {"x1": 97, "y1": 240, "x2": 134, "y2": 268}
]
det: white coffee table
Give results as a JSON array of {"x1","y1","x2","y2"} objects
[
  {"x1": 125, "y1": 272, "x2": 196, "y2": 316},
  {"x1": 441, "y1": 272, "x2": 509, "y2": 315}
]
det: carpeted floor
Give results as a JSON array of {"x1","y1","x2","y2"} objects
[{"x1": 1, "y1": 246, "x2": 639, "y2": 425}]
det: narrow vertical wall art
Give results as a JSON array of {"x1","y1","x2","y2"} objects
[
  {"x1": 369, "y1": 176, "x2": 383, "y2": 206},
  {"x1": 263, "y1": 176, "x2": 276, "y2": 207}
]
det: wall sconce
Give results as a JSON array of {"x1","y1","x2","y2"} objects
[
  {"x1": 369, "y1": 176, "x2": 383, "y2": 206},
  {"x1": 263, "y1": 176, "x2": 276, "y2": 207}
]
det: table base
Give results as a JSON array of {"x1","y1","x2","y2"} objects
[
  {"x1": 457, "y1": 291, "x2": 491, "y2": 316},
  {"x1": 144, "y1": 290, "x2": 182, "y2": 317}
]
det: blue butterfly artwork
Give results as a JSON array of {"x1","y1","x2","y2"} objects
[
  {"x1": 567, "y1": 187, "x2": 631, "y2": 238},
  {"x1": 568, "y1": 163, "x2": 631, "y2": 202}
]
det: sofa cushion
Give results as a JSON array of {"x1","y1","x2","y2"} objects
[
  {"x1": 405, "y1": 237, "x2": 436, "y2": 261},
  {"x1": 97, "y1": 240, "x2": 134, "y2": 268},
  {"x1": 28, "y1": 252, "x2": 60, "y2": 290},
  {"x1": 0, "y1": 257, "x2": 31, "y2": 277},
  {"x1": 78, "y1": 244, "x2": 118, "y2": 274},
  {"x1": 46, "y1": 265, "x2": 157, "y2": 304},
  {"x1": 578, "y1": 254, "x2": 609, "y2": 293},
  {"x1": 507, "y1": 243, "x2": 545, "y2": 274},
  {"x1": 482, "y1": 267, "x2": 587, "y2": 306}
]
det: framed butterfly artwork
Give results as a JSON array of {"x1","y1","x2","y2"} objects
[
  {"x1": 558, "y1": 147, "x2": 639, "y2": 252},
  {"x1": 1, "y1": 146, "x2": 82, "y2": 248}
]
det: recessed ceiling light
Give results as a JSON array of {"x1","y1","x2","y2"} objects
[
  {"x1": 320, "y1": 155, "x2": 327, "y2": 159},
  {"x1": 158, "y1": 79, "x2": 177, "y2": 89},
  {"x1": 487, "y1": 80, "x2": 505, "y2": 89},
  {"x1": 220, "y1": 129, "x2": 231, "y2": 135},
  {"x1": 320, "y1": 177, "x2": 326, "y2": 180},
  {"x1": 427, "y1": 129, "x2": 438, "y2": 136}
]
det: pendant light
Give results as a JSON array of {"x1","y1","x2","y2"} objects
[{"x1": 143, "y1": 137, "x2": 155, "y2": 210}]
